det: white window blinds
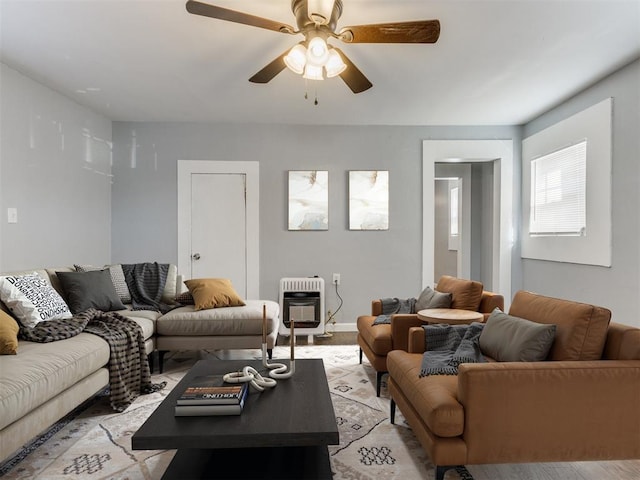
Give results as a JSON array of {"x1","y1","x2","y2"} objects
[{"x1": 529, "y1": 140, "x2": 586, "y2": 236}]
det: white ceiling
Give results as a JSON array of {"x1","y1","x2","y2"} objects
[{"x1": 1, "y1": 0, "x2": 638, "y2": 126}]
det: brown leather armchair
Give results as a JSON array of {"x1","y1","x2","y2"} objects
[{"x1": 357, "y1": 276, "x2": 504, "y2": 396}]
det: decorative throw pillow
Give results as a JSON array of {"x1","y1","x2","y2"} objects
[
  {"x1": 174, "y1": 291, "x2": 195, "y2": 305},
  {"x1": 0, "y1": 310, "x2": 19, "y2": 355},
  {"x1": 184, "y1": 278, "x2": 246, "y2": 310},
  {"x1": 479, "y1": 308, "x2": 557, "y2": 362},
  {"x1": 0, "y1": 273, "x2": 72, "y2": 327},
  {"x1": 57, "y1": 270, "x2": 126, "y2": 314},
  {"x1": 75, "y1": 264, "x2": 132, "y2": 303},
  {"x1": 415, "y1": 286, "x2": 453, "y2": 311}
]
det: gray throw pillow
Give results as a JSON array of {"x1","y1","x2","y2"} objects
[
  {"x1": 75, "y1": 264, "x2": 132, "y2": 304},
  {"x1": 57, "y1": 270, "x2": 126, "y2": 314},
  {"x1": 415, "y1": 286, "x2": 453, "y2": 311},
  {"x1": 479, "y1": 308, "x2": 556, "y2": 362}
]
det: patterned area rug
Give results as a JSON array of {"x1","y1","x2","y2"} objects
[{"x1": 0, "y1": 345, "x2": 472, "y2": 480}]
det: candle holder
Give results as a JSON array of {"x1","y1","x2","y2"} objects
[{"x1": 262, "y1": 304, "x2": 295, "y2": 379}]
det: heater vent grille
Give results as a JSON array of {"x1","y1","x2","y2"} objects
[{"x1": 280, "y1": 277, "x2": 324, "y2": 293}]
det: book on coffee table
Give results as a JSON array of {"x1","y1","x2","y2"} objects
[
  {"x1": 176, "y1": 375, "x2": 248, "y2": 405},
  {"x1": 175, "y1": 382, "x2": 249, "y2": 416}
]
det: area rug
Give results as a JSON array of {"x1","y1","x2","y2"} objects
[{"x1": 0, "y1": 345, "x2": 472, "y2": 480}]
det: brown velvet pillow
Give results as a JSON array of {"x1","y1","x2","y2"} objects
[
  {"x1": 0, "y1": 309, "x2": 19, "y2": 355},
  {"x1": 184, "y1": 278, "x2": 246, "y2": 310},
  {"x1": 436, "y1": 275, "x2": 483, "y2": 311}
]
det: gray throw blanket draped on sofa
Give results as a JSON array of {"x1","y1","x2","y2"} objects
[
  {"x1": 372, "y1": 297, "x2": 417, "y2": 325},
  {"x1": 19, "y1": 308, "x2": 165, "y2": 412},
  {"x1": 419, "y1": 322, "x2": 486, "y2": 376},
  {"x1": 122, "y1": 262, "x2": 176, "y2": 313}
]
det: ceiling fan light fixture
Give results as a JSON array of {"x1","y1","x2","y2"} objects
[
  {"x1": 306, "y1": 36, "x2": 330, "y2": 67},
  {"x1": 324, "y1": 48, "x2": 346, "y2": 78},
  {"x1": 303, "y1": 63, "x2": 324, "y2": 81},
  {"x1": 284, "y1": 44, "x2": 307, "y2": 74}
]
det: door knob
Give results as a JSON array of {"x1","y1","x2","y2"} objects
[{"x1": 192, "y1": 253, "x2": 201, "y2": 260}]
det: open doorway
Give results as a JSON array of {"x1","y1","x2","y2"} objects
[
  {"x1": 434, "y1": 162, "x2": 494, "y2": 288},
  {"x1": 422, "y1": 140, "x2": 513, "y2": 308}
]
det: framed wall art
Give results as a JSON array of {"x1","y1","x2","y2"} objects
[
  {"x1": 288, "y1": 170, "x2": 329, "y2": 230},
  {"x1": 349, "y1": 170, "x2": 389, "y2": 230}
]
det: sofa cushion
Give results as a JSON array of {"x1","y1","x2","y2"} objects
[
  {"x1": 357, "y1": 315, "x2": 392, "y2": 355},
  {"x1": 0, "y1": 272, "x2": 72, "y2": 327},
  {"x1": 436, "y1": 276, "x2": 483, "y2": 311},
  {"x1": 57, "y1": 270, "x2": 126, "y2": 314},
  {"x1": 415, "y1": 286, "x2": 453, "y2": 311},
  {"x1": 0, "y1": 310, "x2": 19, "y2": 355},
  {"x1": 75, "y1": 264, "x2": 132, "y2": 304},
  {"x1": 0, "y1": 333, "x2": 109, "y2": 430},
  {"x1": 157, "y1": 300, "x2": 279, "y2": 336},
  {"x1": 184, "y1": 278, "x2": 246, "y2": 310},
  {"x1": 479, "y1": 309, "x2": 556, "y2": 362},
  {"x1": 508, "y1": 290, "x2": 611, "y2": 361},
  {"x1": 387, "y1": 350, "x2": 464, "y2": 437}
]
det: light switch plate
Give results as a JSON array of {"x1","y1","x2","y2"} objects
[{"x1": 7, "y1": 208, "x2": 17, "y2": 224}]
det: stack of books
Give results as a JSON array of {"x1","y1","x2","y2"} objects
[{"x1": 174, "y1": 375, "x2": 249, "y2": 416}]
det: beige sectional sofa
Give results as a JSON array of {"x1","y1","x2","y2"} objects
[{"x1": 0, "y1": 264, "x2": 280, "y2": 463}]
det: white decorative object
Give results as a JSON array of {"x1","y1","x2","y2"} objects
[{"x1": 0, "y1": 273, "x2": 72, "y2": 327}]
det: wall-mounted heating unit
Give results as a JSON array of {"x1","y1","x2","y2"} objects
[{"x1": 279, "y1": 277, "x2": 325, "y2": 337}]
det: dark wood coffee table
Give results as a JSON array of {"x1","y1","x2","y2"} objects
[{"x1": 132, "y1": 358, "x2": 339, "y2": 479}]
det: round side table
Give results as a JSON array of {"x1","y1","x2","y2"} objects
[{"x1": 417, "y1": 308, "x2": 483, "y2": 325}]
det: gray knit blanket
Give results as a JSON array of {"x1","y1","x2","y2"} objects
[
  {"x1": 122, "y1": 262, "x2": 177, "y2": 313},
  {"x1": 372, "y1": 297, "x2": 417, "y2": 325},
  {"x1": 419, "y1": 322, "x2": 486, "y2": 376},
  {"x1": 19, "y1": 308, "x2": 165, "y2": 412}
]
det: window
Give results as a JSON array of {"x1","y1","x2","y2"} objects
[
  {"x1": 530, "y1": 141, "x2": 586, "y2": 236},
  {"x1": 521, "y1": 97, "x2": 612, "y2": 267},
  {"x1": 450, "y1": 186, "x2": 459, "y2": 236}
]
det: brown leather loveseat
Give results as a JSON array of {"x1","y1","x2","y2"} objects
[{"x1": 387, "y1": 290, "x2": 640, "y2": 480}]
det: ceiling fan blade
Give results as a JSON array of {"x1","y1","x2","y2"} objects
[
  {"x1": 339, "y1": 20, "x2": 440, "y2": 44},
  {"x1": 333, "y1": 48, "x2": 372, "y2": 94},
  {"x1": 186, "y1": 0, "x2": 296, "y2": 34},
  {"x1": 249, "y1": 52, "x2": 288, "y2": 84}
]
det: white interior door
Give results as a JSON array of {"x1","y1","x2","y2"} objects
[
  {"x1": 191, "y1": 173, "x2": 247, "y2": 297},
  {"x1": 178, "y1": 161, "x2": 260, "y2": 299}
]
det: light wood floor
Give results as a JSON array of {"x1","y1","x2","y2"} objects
[{"x1": 462, "y1": 460, "x2": 640, "y2": 480}]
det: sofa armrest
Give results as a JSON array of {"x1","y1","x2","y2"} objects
[
  {"x1": 371, "y1": 300, "x2": 382, "y2": 316},
  {"x1": 407, "y1": 326, "x2": 426, "y2": 353},
  {"x1": 478, "y1": 291, "x2": 504, "y2": 319},
  {"x1": 457, "y1": 360, "x2": 640, "y2": 463},
  {"x1": 390, "y1": 315, "x2": 423, "y2": 351}
]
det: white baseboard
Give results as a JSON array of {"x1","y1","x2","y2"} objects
[{"x1": 326, "y1": 322, "x2": 356, "y2": 333}]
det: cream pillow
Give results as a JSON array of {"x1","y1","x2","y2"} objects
[
  {"x1": 184, "y1": 278, "x2": 246, "y2": 310},
  {"x1": 0, "y1": 272, "x2": 72, "y2": 327},
  {"x1": 0, "y1": 310, "x2": 19, "y2": 355}
]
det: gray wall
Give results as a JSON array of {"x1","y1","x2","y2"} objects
[
  {"x1": 0, "y1": 64, "x2": 112, "y2": 272},
  {"x1": 110, "y1": 123, "x2": 519, "y2": 326},
  {"x1": 522, "y1": 59, "x2": 640, "y2": 327}
]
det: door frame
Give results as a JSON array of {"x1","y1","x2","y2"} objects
[
  {"x1": 177, "y1": 160, "x2": 260, "y2": 298},
  {"x1": 422, "y1": 140, "x2": 513, "y2": 308}
]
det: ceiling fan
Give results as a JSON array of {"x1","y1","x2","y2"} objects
[{"x1": 185, "y1": 0, "x2": 440, "y2": 94}]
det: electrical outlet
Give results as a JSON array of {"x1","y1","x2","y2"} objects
[{"x1": 332, "y1": 273, "x2": 340, "y2": 285}]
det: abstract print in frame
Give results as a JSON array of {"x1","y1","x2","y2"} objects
[
  {"x1": 288, "y1": 170, "x2": 329, "y2": 230},
  {"x1": 349, "y1": 170, "x2": 389, "y2": 230}
]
